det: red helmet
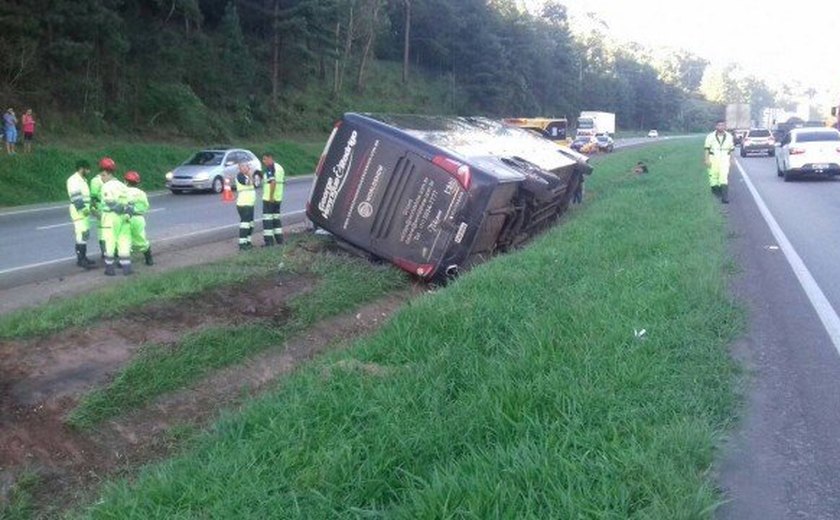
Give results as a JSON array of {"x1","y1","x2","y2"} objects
[
  {"x1": 124, "y1": 171, "x2": 141, "y2": 184},
  {"x1": 99, "y1": 157, "x2": 116, "y2": 172}
]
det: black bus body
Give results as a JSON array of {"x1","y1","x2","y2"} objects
[{"x1": 306, "y1": 113, "x2": 592, "y2": 282}]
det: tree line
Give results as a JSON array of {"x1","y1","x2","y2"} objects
[{"x1": 0, "y1": 0, "x2": 743, "y2": 138}]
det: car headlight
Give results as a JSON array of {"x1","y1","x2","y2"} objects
[
  {"x1": 165, "y1": 171, "x2": 173, "y2": 181},
  {"x1": 193, "y1": 172, "x2": 210, "y2": 181}
]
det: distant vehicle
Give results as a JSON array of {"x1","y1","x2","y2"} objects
[
  {"x1": 570, "y1": 135, "x2": 598, "y2": 154},
  {"x1": 306, "y1": 113, "x2": 593, "y2": 282},
  {"x1": 166, "y1": 148, "x2": 262, "y2": 194},
  {"x1": 775, "y1": 127, "x2": 840, "y2": 181},
  {"x1": 647, "y1": 129, "x2": 659, "y2": 138},
  {"x1": 594, "y1": 133, "x2": 614, "y2": 152},
  {"x1": 503, "y1": 117, "x2": 569, "y2": 143},
  {"x1": 740, "y1": 128, "x2": 775, "y2": 157},
  {"x1": 726, "y1": 103, "x2": 751, "y2": 145},
  {"x1": 576, "y1": 111, "x2": 615, "y2": 138}
]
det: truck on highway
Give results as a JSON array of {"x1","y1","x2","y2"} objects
[
  {"x1": 576, "y1": 111, "x2": 615, "y2": 138},
  {"x1": 726, "y1": 103, "x2": 751, "y2": 145},
  {"x1": 306, "y1": 113, "x2": 593, "y2": 283}
]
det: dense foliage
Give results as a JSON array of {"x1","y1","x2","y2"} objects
[{"x1": 0, "y1": 0, "x2": 728, "y2": 137}]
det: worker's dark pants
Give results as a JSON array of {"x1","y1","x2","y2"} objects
[
  {"x1": 237, "y1": 204, "x2": 254, "y2": 248},
  {"x1": 262, "y1": 200, "x2": 283, "y2": 244}
]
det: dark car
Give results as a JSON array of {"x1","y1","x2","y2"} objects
[
  {"x1": 570, "y1": 135, "x2": 593, "y2": 152},
  {"x1": 740, "y1": 129, "x2": 775, "y2": 157},
  {"x1": 306, "y1": 113, "x2": 592, "y2": 282}
]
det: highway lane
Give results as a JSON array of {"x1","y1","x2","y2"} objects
[
  {"x1": 0, "y1": 177, "x2": 314, "y2": 287},
  {"x1": 719, "y1": 153, "x2": 840, "y2": 518}
]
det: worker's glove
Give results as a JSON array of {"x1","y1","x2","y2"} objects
[
  {"x1": 112, "y1": 203, "x2": 126, "y2": 214},
  {"x1": 72, "y1": 198, "x2": 85, "y2": 211},
  {"x1": 125, "y1": 204, "x2": 136, "y2": 217}
]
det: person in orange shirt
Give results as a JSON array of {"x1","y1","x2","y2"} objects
[{"x1": 21, "y1": 109, "x2": 36, "y2": 153}]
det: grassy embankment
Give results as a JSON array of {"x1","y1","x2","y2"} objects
[
  {"x1": 67, "y1": 240, "x2": 409, "y2": 428},
  {"x1": 0, "y1": 239, "x2": 325, "y2": 340},
  {"x1": 66, "y1": 138, "x2": 742, "y2": 518},
  {"x1": 0, "y1": 139, "x2": 323, "y2": 208}
]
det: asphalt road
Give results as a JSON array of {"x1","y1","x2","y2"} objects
[
  {"x1": 718, "y1": 153, "x2": 840, "y2": 518},
  {"x1": 0, "y1": 177, "x2": 313, "y2": 288}
]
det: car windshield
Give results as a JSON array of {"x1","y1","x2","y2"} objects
[
  {"x1": 749, "y1": 130, "x2": 771, "y2": 137},
  {"x1": 596, "y1": 136, "x2": 609, "y2": 142},
  {"x1": 185, "y1": 151, "x2": 225, "y2": 166},
  {"x1": 795, "y1": 131, "x2": 840, "y2": 143}
]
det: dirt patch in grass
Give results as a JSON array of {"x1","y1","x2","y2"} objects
[
  {"x1": 0, "y1": 274, "x2": 416, "y2": 515},
  {"x1": 0, "y1": 272, "x2": 317, "y2": 505}
]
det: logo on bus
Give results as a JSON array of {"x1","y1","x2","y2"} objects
[
  {"x1": 318, "y1": 130, "x2": 357, "y2": 218},
  {"x1": 357, "y1": 201, "x2": 373, "y2": 218}
]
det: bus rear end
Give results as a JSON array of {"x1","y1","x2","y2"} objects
[{"x1": 307, "y1": 114, "x2": 489, "y2": 280}]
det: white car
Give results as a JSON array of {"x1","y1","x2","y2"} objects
[
  {"x1": 775, "y1": 128, "x2": 840, "y2": 182},
  {"x1": 647, "y1": 129, "x2": 659, "y2": 138},
  {"x1": 166, "y1": 148, "x2": 263, "y2": 194}
]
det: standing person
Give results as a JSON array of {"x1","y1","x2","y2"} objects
[
  {"x1": 260, "y1": 152, "x2": 285, "y2": 246},
  {"x1": 3, "y1": 108, "x2": 17, "y2": 155},
  {"x1": 704, "y1": 120, "x2": 735, "y2": 204},
  {"x1": 123, "y1": 171, "x2": 154, "y2": 266},
  {"x1": 100, "y1": 164, "x2": 132, "y2": 275},
  {"x1": 235, "y1": 162, "x2": 256, "y2": 250},
  {"x1": 21, "y1": 109, "x2": 35, "y2": 153},
  {"x1": 66, "y1": 160, "x2": 96, "y2": 269},
  {"x1": 90, "y1": 158, "x2": 114, "y2": 259}
]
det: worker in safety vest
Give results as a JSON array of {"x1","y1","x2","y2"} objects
[
  {"x1": 261, "y1": 152, "x2": 285, "y2": 246},
  {"x1": 66, "y1": 159, "x2": 96, "y2": 269},
  {"x1": 89, "y1": 159, "x2": 112, "y2": 258},
  {"x1": 704, "y1": 120, "x2": 735, "y2": 204},
  {"x1": 235, "y1": 162, "x2": 256, "y2": 250},
  {"x1": 100, "y1": 166, "x2": 133, "y2": 275},
  {"x1": 124, "y1": 171, "x2": 154, "y2": 266}
]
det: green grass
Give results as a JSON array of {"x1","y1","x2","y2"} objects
[
  {"x1": 68, "y1": 247, "x2": 408, "y2": 428},
  {"x1": 0, "y1": 472, "x2": 38, "y2": 520},
  {"x1": 0, "y1": 237, "x2": 331, "y2": 340},
  {"x1": 78, "y1": 138, "x2": 743, "y2": 518},
  {"x1": 0, "y1": 139, "x2": 322, "y2": 207}
]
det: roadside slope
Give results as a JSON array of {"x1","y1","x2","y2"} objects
[{"x1": 77, "y1": 138, "x2": 743, "y2": 518}]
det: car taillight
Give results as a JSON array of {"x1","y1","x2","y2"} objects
[
  {"x1": 790, "y1": 147, "x2": 806, "y2": 155},
  {"x1": 432, "y1": 155, "x2": 471, "y2": 190},
  {"x1": 315, "y1": 121, "x2": 342, "y2": 177}
]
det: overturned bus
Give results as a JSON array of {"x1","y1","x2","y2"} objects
[{"x1": 306, "y1": 113, "x2": 593, "y2": 282}]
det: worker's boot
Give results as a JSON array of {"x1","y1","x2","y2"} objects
[
  {"x1": 78, "y1": 244, "x2": 96, "y2": 269},
  {"x1": 99, "y1": 240, "x2": 106, "y2": 260},
  {"x1": 122, "y1": 261, "x2": 133, "y2": 276},
  {"x1": 720, "y1": 184, "x2": 729, "y2": 204},
  {"x1": 104, "y1": 258, "x2": 116, "y2": 276},
  {"x1": 711, "y1": 185, "x2": 720, "y2": 197},
  {"x1": 144, "y1": 249, "x2": 154, "y2": 266}
]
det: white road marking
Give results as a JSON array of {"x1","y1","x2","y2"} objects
[
  {"x1": 35, "y1": 208, "x2": 166, "y2": 230},
  {"x1": 735, "y1": 159, "x2": 840, "y2": 354},
  {"x1": 1, "y1": 208, "x2": 308, "y2": 276},
  {"x1": 0, "y1": 256, "x2": 77, "y2": 275}
]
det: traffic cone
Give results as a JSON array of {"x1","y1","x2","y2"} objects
[{"x1": 222, "y1": 178, "x2": 234, "y2": 203}]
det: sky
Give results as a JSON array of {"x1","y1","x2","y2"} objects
[{"x1": 524, "y1": 0, "x2": 840, "y2": 104}]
